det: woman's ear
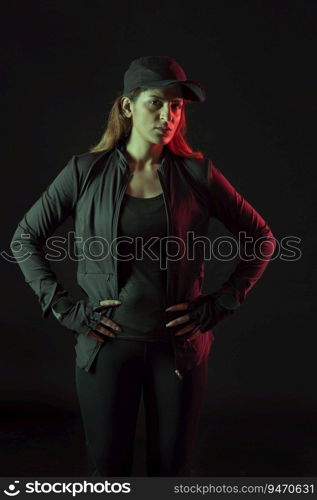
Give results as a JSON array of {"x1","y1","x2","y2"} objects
[{"x1": 121, "y1": 97, "x2": 132, "y2": 118}]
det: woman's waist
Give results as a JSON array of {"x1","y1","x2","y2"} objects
[
  {"x1": 111, "y1": 306, "x2": 169, "y2": 333},
  {"x1": 112, "y1": 323, "x2": 171, "y2": 342}
]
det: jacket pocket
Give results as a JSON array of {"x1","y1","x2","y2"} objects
[
  {"x1": 74, "y1": 330, "x2": 103, "y2": 369},
  {"x1": 77, "y1": 272, "x2": 115, "y2": 304}
]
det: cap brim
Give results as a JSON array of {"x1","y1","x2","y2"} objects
[{"x1": 140, "y1": 79, "x2": 207, "y2": 102}]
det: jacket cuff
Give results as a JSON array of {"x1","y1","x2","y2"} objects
[
  {"x1": 41, "y1": 282, "x2": 68, "y2": 319},
  {"x1": 51, "y1": 295, "x2": 75, "y2": 321},
  {"x1": 214, "y1": 293, "x2": 241, "y2": 310}
]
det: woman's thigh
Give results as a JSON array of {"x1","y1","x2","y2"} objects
[
  {"x1": 75, "y1": 339, "x2": 145, "y2": 476},
  {"x1": 143, "y1": 341, "x2": 209, "y2": 476}
]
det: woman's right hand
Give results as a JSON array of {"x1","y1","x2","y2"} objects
[{"x1": 87, "y1": 299, "x2": 123, "y2": 342}]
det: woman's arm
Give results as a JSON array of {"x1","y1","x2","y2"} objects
[
  {"x1": 10, "y1": 155, "x2": 79, "y2": 318},
  {"x1": 207, "y1": 161, "x2": 277, "y2": 305}
]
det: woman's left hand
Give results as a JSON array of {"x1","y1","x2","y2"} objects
[{"x1": 165, "y1": 302, "x2": 202, "y2": 341}]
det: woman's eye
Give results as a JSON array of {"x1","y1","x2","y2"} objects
[{"x1": 150, "y1": 100, "x2": 182, "y2": 110}]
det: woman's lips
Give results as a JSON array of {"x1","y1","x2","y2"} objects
[{"x1": 155, "y1": 127, "x2": 171, "y2": 135}]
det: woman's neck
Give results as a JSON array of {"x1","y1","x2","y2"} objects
[{"x1": 124, "y1": 139, "x2": 165, "y2": 171}]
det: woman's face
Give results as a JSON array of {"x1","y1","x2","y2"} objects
[{"x1": 123, "y1": 86, "x2": 184, "y2": 145}]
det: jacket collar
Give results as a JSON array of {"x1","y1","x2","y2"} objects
[{"x1": 115, "y1": 138, "x2": 169, "y2": 174}]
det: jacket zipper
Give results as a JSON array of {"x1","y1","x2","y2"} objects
[
  {"x1": 156, "y1": 168, "x2": 183, "y2": 381},
  {"x1": 113, "y1": 170, "x2": 133, "y2": 299}
]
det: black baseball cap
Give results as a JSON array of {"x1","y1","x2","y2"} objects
[{"x1": 123, "y1": 55, "x2": 206, "y2": 103}]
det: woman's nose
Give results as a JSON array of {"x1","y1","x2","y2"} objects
[{"x1": 160, "y1": 104, "x2": 172, "y2": 120}]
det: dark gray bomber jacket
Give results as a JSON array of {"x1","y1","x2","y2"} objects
[{"x1": 10, "y1": 140, "x2": 276, "y2": 379}]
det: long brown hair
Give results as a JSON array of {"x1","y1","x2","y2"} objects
[{"x1": 89, "y1": 87, "x2": 204, "y2": 160}]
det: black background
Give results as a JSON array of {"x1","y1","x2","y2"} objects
[{"x1": 1, "y1": 0, "x2": 316, "y2": 476}]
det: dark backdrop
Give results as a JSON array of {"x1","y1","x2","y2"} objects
[{"x1": 1, "y1": 0, "x2": 316, "y2": 477}]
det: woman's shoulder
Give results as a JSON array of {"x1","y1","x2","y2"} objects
[
  {"x1": 75, "y1": 149, "x2": 112, "y2": 168},
  {"x1": 180, "y1": 152, "x2": 213, "y2": 182},
  {"x1": 66, "y1": 149, "x2": 117, "y2": 180}
]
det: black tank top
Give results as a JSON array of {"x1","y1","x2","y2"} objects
[{"x1": 111, "y1": 192, "x2": 170, "y2": 342}]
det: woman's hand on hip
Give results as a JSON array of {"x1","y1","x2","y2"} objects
[
  {"x1": 87, "y1": 299, "x2": 123, "y2": 342},
  {"x1": 165, "y1": 302, "x2": 202, "y2": 341}
]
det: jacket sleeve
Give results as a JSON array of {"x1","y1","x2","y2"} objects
[
  {"x1": 207, "y1": 161, "x2": 276, "y2": 306},
  {"x1": 10, "y1": 155, "x2": 79, "y2": 319}
]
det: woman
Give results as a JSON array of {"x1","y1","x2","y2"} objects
[{"x1": 11, "y1": 55, "x2": 276, "y2": 477}]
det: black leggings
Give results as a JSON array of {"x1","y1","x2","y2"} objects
[{"x1": 75, "y1": 338, "x2": 208, "y2": 477}]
